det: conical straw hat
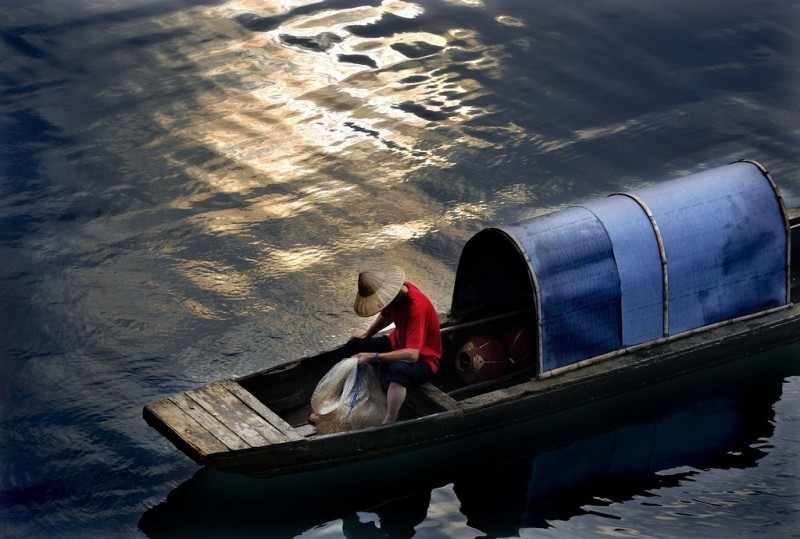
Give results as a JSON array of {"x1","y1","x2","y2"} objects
[{"x1": 353, "y1": 265, "x2": 405, "y2": 317}]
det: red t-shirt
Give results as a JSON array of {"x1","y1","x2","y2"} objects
[{"x1": 382, "y1": 282, "x2": 442, "y2": 374}]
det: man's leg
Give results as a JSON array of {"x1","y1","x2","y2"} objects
[
  {"x1": 383, "y1": 382, "x2": 407, "y2": 425},
  {"x1": 382, "y1": 361, "x2": 432, "y2": 424}
]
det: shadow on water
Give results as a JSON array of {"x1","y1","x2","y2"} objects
[{"x1": 138, "y1": 345, "x2": 798, "y2": 538}]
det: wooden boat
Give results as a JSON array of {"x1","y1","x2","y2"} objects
[{"x1": 144, "y1": 160, "x2": 800, "y2": 479}]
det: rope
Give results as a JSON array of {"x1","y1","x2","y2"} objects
[{"x1": 346, "y1": 364, "x2": 365, "y2": 419}]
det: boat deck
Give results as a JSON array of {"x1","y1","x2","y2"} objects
[
  {"x1": 143, "y1": 377, "x2": 460, "y2": 462},
  {"x1": 143, "y1": 379, "x2": 304, "y2": 461}
]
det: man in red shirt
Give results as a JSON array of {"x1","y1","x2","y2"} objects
[{"x1": 347, "y1": 265, "x2": 442, "y2": 424}]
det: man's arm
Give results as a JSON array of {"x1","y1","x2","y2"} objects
[
  {"x1": 355, "y1": 347, "x2": 419, "y2": 364},
  {"x1": 355, "y1": 312, "x2": 392, "y2": 339}
]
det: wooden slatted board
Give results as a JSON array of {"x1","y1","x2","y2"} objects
[{"x1": 144, "y1": 379, "x2": 303, "y2": 460}]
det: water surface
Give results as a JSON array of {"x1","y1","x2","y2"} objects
[{"x1": 1, "y1": 0, "x2": 799, "y2": 537}]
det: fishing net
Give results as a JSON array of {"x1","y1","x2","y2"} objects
[{"x1": 310, "y1": 358, "x2": 387, "y2": 434}]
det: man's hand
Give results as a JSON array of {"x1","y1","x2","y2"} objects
[{"x1": 354, "y1": 351, "x2": 378, "y2": 365}]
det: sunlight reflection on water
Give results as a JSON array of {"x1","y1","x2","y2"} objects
[{"x1": 145, "y1": 0, "x2": 510, "y2": 287}]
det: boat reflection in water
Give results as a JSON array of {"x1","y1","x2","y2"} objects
[{"x1": 139, "y1": 345, "x2": 797, "y2": 538}]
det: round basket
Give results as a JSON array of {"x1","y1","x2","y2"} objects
[{"x1": 455, "y1": 335, "x2": 507, "y2": 384}]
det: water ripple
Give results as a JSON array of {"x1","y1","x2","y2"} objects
[{"x1": 2, "y1": 1, "x2": 799, "y2": 537}]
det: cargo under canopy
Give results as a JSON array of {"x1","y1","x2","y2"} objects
[{"x1": 451, "y1": 160, "x2": 790, "y2": 375}]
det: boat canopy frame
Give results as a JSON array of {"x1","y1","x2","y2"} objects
[{"x1": 451, "y1": 160, "x2": 791, "y2": 376}]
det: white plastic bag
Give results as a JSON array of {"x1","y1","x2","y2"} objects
[{"x1": 310, "y1": 358, "x2": 387, "y2": 434}]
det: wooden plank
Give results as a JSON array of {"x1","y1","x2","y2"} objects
[
  {"x1": 295, "y1": 424, "x2": 316, "y2": 437},
  {"x1": 221, "y1": 380, "x2": 304, "y2": 442},
  {"x1": 145, "y1": 399, "x2": 228, "y2": 457},
  {"x1": 418, "y1": 383, "x2": 458, "y2": 410},
  {"x1": 187, "y1": 383, "x2": 280, "y2": 446},
  {"x1": 170, "y1": 393, "x2": 251, "y2": 451},
  {"x1": 406, "y1": 383, "x2": 459, "y2": 416}
]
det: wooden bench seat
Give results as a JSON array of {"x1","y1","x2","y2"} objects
[{"x1": 405, "y1": 382, "x2": 459, "y2": 416}]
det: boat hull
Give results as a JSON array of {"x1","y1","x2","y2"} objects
[{"x1": 143, "y1": 300, "x2": 800, "y2": 478}]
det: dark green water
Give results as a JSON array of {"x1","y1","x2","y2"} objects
[{"x1": 1, "y1": 0, "x2": 799, "y2": 537}]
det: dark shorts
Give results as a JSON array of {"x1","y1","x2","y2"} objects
[
  {"x1": 341, "y1": 336, "x2": 433, "y2": 388},
  {"x1": 384, "y1": 360, "x2": 432, "y2": 387}
]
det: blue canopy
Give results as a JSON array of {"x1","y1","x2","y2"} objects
[{"x1": 451, "y1": 160, "x2": 789, "y2": 374}]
